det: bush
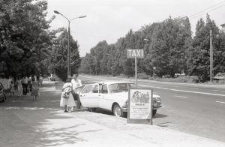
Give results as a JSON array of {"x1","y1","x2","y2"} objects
[
  {"x1": 138, "y1": 73, "x2": 149, "y2": 79},
  {"x1": 148, "y1": 75, "x2": 200, "y2": 83},
  {"x1": 163, "y1": 75, "x2": 172, "y2": 78},
  {"x1": 174, "y1": 76, "x2": 199, "y2": 83}
]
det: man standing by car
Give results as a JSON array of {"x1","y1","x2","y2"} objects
[{"x1": 71, "y1": 74, "x2": 82, "y2": 109}]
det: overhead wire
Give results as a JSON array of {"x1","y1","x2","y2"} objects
[
  {"x1": 190, "y1": 5, "x2": 225, "y2": 20},
  {"x1": 189, "y1": 0, "x2": 225, "y2": 20}
]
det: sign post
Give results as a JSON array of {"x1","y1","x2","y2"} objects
[
  {"x1": 127, "y1": 49, "x2": 144, "y2": 87},
  {"x1": 127, "y1": 88, "x2": 153, "y2": 125},
  {"x1": 135, "y1": 56, "x2": 137, "y2": 87}
]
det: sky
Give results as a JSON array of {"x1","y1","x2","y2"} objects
[{"x1": 47, "y1": 0, "x2": 225, "y2": 57}]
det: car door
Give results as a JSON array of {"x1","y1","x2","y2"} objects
[
  {"x1": 98, "y1": 84, "x2": 112, "y2": 111},
  {"x1": 79, "y1": 84, "x2": 99, "y2": 108}
]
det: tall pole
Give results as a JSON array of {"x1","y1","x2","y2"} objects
[
  {"x1": 135, "y1": 56, "x2": 137, "y2": 88},
  {"x1": 54, "y1": 10, "x2": 86, "y2": 78},
  {"x1": 210, "y1": 30, "x2": 213, "y2": 83},
  {"x1": 68, "y1": 21, "x2": 71, "y2": 77}
]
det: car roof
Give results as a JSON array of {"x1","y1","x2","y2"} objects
[{"x1": 95, "y1": 81, "x2": 134, "y2": 85}]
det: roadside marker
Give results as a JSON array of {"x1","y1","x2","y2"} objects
[
  {"x1": 216, "y1": 101, "x2": 225, "y2": 104},
  {"x1": 174, "y1": 95, "x2": 188, "y2": 99}
]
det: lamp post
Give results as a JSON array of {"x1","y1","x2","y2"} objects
[{"x1": 54, "y1": 10, "x2": 86, "y2": 77}]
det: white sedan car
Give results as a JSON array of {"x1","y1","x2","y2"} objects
[{"x1": 78, "y1": 81, "x2": 161, "y2": 117}]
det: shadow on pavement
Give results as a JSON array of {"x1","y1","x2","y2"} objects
[
  {"x1": 0, "y1": 82, "x2": 100, "y2": 147},
  {"x1": 154, "y1": 113, "x2": 168, "y2": 119},
  {"x1": 156, "y1": 122, "x2": 172, "y2": 128}
]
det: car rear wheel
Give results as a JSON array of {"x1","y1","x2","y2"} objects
[{"x1": 113, "y1": 104, "x2": 123, "y2": 117}]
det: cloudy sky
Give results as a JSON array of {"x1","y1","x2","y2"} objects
[{"x1": 47, "y1": 0, "x2": 225, "y2": 57}]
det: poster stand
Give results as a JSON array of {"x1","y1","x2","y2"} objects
[{"x1": 127, "y1": 88, "x2": 153, "y2": 125}]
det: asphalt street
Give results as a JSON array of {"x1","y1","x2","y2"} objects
[
  {"x1": 0, "y1": 79, "x2": 225, "y2": 147},
  {"x1": 80, "y1": 75, "x2": 225, "y2": 143}
]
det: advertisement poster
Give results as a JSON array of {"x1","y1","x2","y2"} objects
[{"x1": 128, "y1": 88, "x2": 152, "y2": 122}]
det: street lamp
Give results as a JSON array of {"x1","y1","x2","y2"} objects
[{"x1": 54, "y1": 10, "x2": 86, "y2": 77}]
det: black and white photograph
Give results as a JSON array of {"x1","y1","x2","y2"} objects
[{"x1": 0, "y1": 0, "x2": 225, "y2": 146}]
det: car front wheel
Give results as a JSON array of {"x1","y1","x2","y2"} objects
[
  {"x1": 152, "y1": 110, "x2": 157, "y2": 117},
  {"x1": 113, "y1": 104, "x2": 123, "y2": 117}
]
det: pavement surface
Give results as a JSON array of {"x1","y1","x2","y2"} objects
[{"x1": 0, "y1": 80, "x2": 225, "y2": 147}]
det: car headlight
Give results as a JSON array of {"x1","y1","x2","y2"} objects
[{"x1": 153, "y1": 96, "x2": 161, "y2": 107}]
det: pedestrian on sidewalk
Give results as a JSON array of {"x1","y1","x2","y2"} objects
[
  {"x1": 14, "y1": 78, "x2": 19, "y2": 96},
  {"x1": 31, "y1": 77, "x2": 39, "y2": 101},
  {"x1": 71, "y1": 73, "x2": 82, "y2": 110},
  {"x1": 17, "y1": 78, "x2": 23, "y2": 96},
  {"x1": 22, "y1": 76, "x2": 28, "y2": 95},
  {"x1": 39, "y1": 75, "x2": 43, "y2": 87},
  {"x1": 60, "y1": 78, "x2": 76, "y2": 112},
  {"x1": 27, "y1": 76, "x2": 32, "y2": 94},
  {"x1": 9, "y1": 81, "x2": 15, "y2": 97}
]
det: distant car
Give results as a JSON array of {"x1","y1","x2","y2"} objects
[
  {"x1": 48, "y1": 74, "x2": 56, "y2": 81},
  {"x1": 77, "y1": 81, "x2": 161, "y2": 117},
  {"x1": 49, "y1": 77, "x2": 55, "y2": 81},
  {"x1": 0, "y1": 82, "x2": 6, "y2": 103},
  {"x1": 214, "y1": 73, "x2": 225, "y2": 80}
]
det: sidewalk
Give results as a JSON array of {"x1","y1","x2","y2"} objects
[
  {"x1": 35, "y1": 110, "x2": 225, "y2": 147},
  {"x1": 1, "y1": 106, "x2": 224, "y2": 147}
]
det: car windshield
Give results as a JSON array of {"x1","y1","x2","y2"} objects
[
  {"x1": 81, "y1": 85, "x2": 95, "y2": 93},
  {"x1": 108, "y1": 83, "x2": 130, "y2": 93}
]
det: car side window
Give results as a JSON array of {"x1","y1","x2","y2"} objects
[
  {"x1": 92, "y1": 85, "x2": 98, "y2": 93},
  {"x1": 102, "y1": 84, "x2": 108, "y2": 94}
]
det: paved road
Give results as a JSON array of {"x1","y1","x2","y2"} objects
[{"x1": 80, "y1": 75, "x2": 225, "y2": 142}]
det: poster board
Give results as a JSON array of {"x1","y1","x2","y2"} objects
[{"x1": 127, "y1": 88, "x2": 153, "y2": 124}]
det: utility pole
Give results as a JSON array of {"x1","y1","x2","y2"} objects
[
  {"x1": 210, "y1": 30, "x2": 213, "y2": 83},
  {"x1": 54, "y1": 10, "x2": 86, "y2": 78},
  {"x1": 67, "y1": 21, "x2": 71, "y2": 77}
]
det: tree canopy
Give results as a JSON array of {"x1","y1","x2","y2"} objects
[
  {"x1": 79, "y1": 15, "x2": 225, "y2": 82},
  {"x1": 48, "y1": 29, "x2": 80, "y2": 81},
  {"x1": 0, "y1": 0, "x2": 53, "y2": 78},
  {"x1": 0, "y1": 0, "x2": 81, "y2": 80}
]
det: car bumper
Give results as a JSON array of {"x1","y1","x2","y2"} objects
[
  {"x1": 122, "y1": 104, "x2": 161, "y2": 112},
  {"x1": 122, "y1": 107, "x2": 128, "y2": 112}
]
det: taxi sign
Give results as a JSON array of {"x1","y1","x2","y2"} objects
[{"x1": 127, "y1": 49, "x2": 144, "y2": 58}]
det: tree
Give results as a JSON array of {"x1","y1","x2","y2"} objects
[
  {"x1": 0, "y1": 0, "x2": 55, "y2": 78},
  {"x1": 49, "y1": 30, "x2": 81, "y2": 81},
  {"x1": 147, "y1": 17, "x2": 192, "y2": 77},
  {"x1": 214, "y1": 31, "x2": 225, "y2": 74},
  {"x1": 187, "y1": 14, "x2": 220, "y2": 82}
]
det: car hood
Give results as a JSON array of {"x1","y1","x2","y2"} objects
[
  {"x1": 110, "y1": 92, "x2": 159, "y2": 101},
  {"x1": 110, "y1": 92, "x2": 128, "y2": 101}
]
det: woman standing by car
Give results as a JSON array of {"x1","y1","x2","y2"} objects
[{"x1": 60, "y1": 78, "x2": 76, "y2": 112}]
